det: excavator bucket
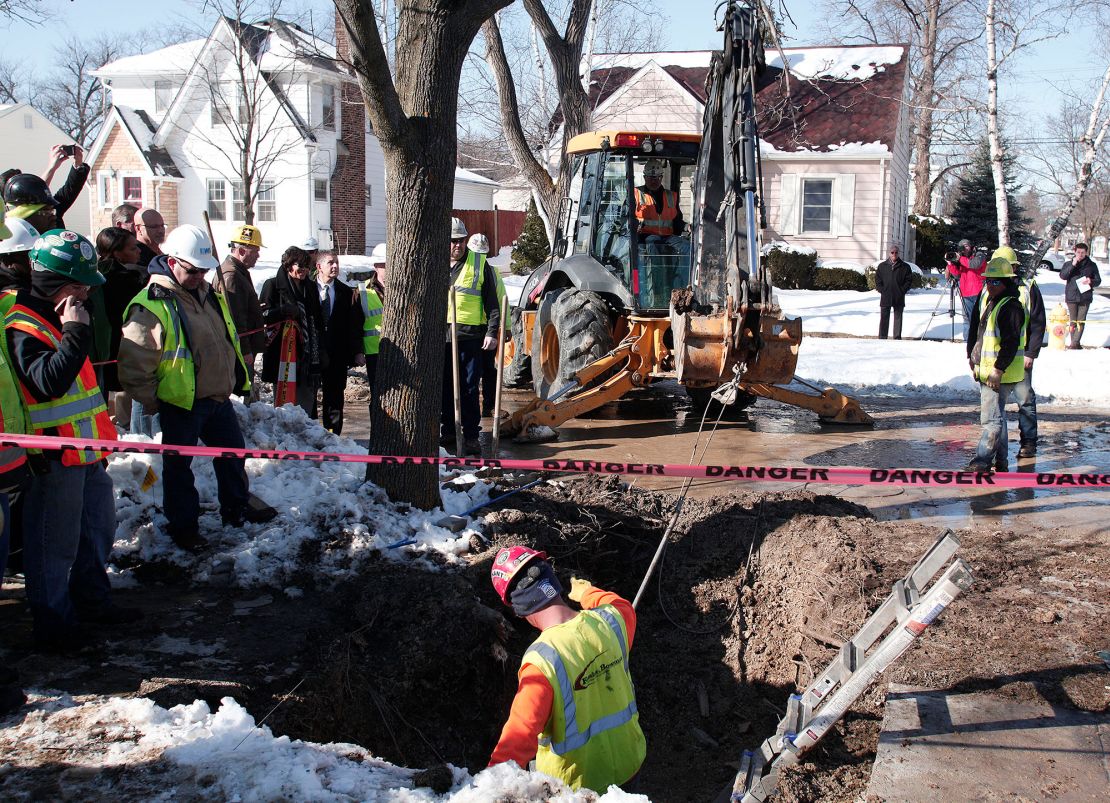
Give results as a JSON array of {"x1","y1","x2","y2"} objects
[{"x1": 741, "y1": 313, "x2": 800, "y2": 385}]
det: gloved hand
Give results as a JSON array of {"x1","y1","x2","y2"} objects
[
  {"x1": 568, "y1": 576, "x2": 592, "y2": 603},
  {"x1": 986, "y1": 368, "x2": 1003, "y2": 391}
]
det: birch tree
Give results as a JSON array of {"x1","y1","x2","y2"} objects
[{"x1": 335, "y1": 0, "x2": 511, "y2": 507}]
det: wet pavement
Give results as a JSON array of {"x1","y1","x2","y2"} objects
[{"x1": 342, "y1": 382, "x2": 1110, "y2": 539}]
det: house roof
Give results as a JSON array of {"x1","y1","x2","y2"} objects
[
  {"x1": 85, "y1": 106, "x2": 184, "y2": 179},
  {"x1": 454, "y1": 167, "x2": 499, "y2": 187},
  {"x1": 581, "y1": 45, "x2": 909, "y2": 154},
  {"x1": 92, "y1": 39, "x2": 208, "y2": 77}
]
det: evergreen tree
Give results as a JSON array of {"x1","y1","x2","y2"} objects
[
  {"x1": 950, "y1": 139, "x2": 1033, "y2": 249},
  {"x1": 510, "y1": 199, "x2": 550, "y2": 275}
]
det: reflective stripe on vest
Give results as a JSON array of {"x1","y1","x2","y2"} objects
[
  {"x1": 359, "y1": 285, "x2": 383, "y2": 355},
  {"x1": 977, "y1": 295, "x2": 1027, "y2": 384},
  {"x1": 125, "y1": 288, "x2": 250, "y2": 410},
  {"x1": 634, "y1": 188, "x2": 678, "y2": 236},
  {"x1": 0, "y1": 292, "x2": 28, "y2": 484},
  {"x1": 523, "y1": 604, "x2": 645, "y2": 791},
  {"x1": 5, "y1": 302, "x2": 116, "y2": 465}
]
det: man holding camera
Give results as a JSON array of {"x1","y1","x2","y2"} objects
[{"x1": 945, "y1": 239, "x2": 986, "y2": 335}]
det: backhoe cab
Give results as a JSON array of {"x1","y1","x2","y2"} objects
[{"x1": 502, "y1": 3, "x2": 871, "y2": 438}]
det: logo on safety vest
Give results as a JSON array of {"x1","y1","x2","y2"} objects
[{"x1": 574, "y1": 651, "x2": 623, "y2": 691}]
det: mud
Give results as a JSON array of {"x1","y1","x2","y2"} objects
[{"x1": 2, "y1": 474, "x2": 1107, "y2": 802}]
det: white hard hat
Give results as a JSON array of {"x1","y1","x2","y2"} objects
[
  {"x1": 450, "y1": 217, "x2": 468, "y2": 239},
  {"x1": 371, "y1": 242, "x2": 387, "y2": 263},
  {"x1": 467, "y1": 233, "x2": 489, "y2": 254},
  {"x1": 0, "y1": 217, "x2": 40, "y2": 254},
  {"x1": 301, "y1": 236, "x2": 319, "y2": 251},
  {"x1": 163, "y1": 224, "x2": 219, "y2": 270},
  {"x1": 643, "y1": 160, "x2": 665, "y2": 178}
]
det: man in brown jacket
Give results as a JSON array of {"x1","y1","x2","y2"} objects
[
  {"x1": 118, "y1": 225, "x2": 274, "y2": 552},
  {"x1": 212, "y1": 225, "x2": 267, "y2": 389}
]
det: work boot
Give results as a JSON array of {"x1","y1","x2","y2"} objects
[
  {"x1": 463, "y1": 438, "x2": 482, "y2": 457},
  {"x1": 33, "y1": 627, "x2": 101, "y2": 656},
  {"x1": 168, "y1": 526, "x2": 207, "y2": 552},
  {"x1": 994, "y1": 459, "x2": 1009, "y2": 473},
  {"x1": 77, "y1": 603, "x2": 145, "y2": 625},
  {"x1": 1018, "y1": 442, "x2": 1037, "y2": 458},
  {"x1": 965, "y1": 460, "x2": 993, "y2": 473}
]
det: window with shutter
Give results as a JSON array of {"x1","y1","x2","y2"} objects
[
  {"x1": 778, "y1": 174, "x2": 799, "y2": 235},
  {"x1": 801, "y1": 179, "x2": 833, "y2": 234}
]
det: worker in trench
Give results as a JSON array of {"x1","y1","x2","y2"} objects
[{"x1": 488, "y1": 546, "x2": 646, "y2": 792}]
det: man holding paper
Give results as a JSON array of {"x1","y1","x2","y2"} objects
[{"x1": 1059, "y1": 243, "x2": 1101, "y2": 349}]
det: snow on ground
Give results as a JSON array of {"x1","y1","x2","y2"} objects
[
  {"x1": 0, "y1": 693, "x2": 644, "y2": 802},
  {"x1": 107, "y1": 402, "x2": 491, "y2": 591}
]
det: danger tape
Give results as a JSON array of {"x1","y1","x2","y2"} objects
[{"x1": 1, "y1": 433, "x2": 1107, "y2": 490}]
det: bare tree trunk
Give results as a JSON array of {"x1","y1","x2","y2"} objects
[
  {"x1": 985, "y1": 0, "x2": 1010, "y2": 245},
  {"x1": 911, "y1": 0, "x2": 939, "y2": 216},
  {"x1": 337, "y1": 0, "x2": 510, "y2": 508},
  {"x1": 1026, "y1": 64, "x2": 1110, "y2": 272}
]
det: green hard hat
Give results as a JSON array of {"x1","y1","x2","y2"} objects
[
  {"x1": 29, "y1": 228, "x2": 104, "y2": 286},
  {"x1": 982, "y1": 256, "x2": 1016, "y2": 278}
]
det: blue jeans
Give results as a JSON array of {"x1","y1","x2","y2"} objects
[
  {"x1": 441, "y1": 338, "x2": 483, "y2": 441},
  {"x1": 130, "y1": 399, "x2": 160, "y2": 437},
  {"x1": 961, "y1": 294, "x2": 977, "y2": 338},
  {"x1": 1012, "y1": 361, "x2": 1037, "y2": 445},
  {"x1": 159, "y1": 398, "x2": 249, "y2": 533},
  {"x1": 976, "y1": 382, "x2": 1018, "y2": 466},
  {"x1": 22, "y1": 461, "x2": 115, "y2": 638}
]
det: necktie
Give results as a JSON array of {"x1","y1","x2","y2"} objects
[{"x1": 322, "y1": 286, "x2": 331, "y2": 319}]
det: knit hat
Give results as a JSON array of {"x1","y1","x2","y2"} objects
[{"x1": 509, "y1": 560, "x2": 563, "y2": 617}]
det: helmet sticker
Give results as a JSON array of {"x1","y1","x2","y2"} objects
[
  {"x1": 42, "y1": 234, "x2": 64, "y2": 247},
  {"x1": 79, "y1": 241, "x2": 94, "y2": 260},
  {"x1": 49, "y1": 247, "x2": 73, "y2": 261},
  {"x1": 59, "y1": 230, "x2": 78, "y2": 242}
]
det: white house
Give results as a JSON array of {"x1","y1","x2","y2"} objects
[
  {"x1": 544, "y1": 46, "x2": 913, "y2": 265},
  {"x1": 87, "y1": 16, "x2": 497, "y2": 256},
  {"x1": 0, "y1": 103, "x2": 91, "y2": 236}
]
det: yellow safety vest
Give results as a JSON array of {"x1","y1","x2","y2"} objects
[
  {"x1": 0, "y1": 291, "x2": 28, "y2": 486},
  {"x1": 5, "y1": 300, "x2": 117, "y2": 465},
  {"x1": 359, "y1": 285, "x2": 383, "y2": 355},
  {"x1": 125, "y1": 286, "x2": 250, "y2": 410},
  {"x1": 447, "y1": 251, "x2": 506, "y2": 326},
  {"x1": 977, "y1": 295, "x2": 1027, "y2": 384},
  {"x1": 524, "y1": 605, "x2": 646, "y2": 792}
]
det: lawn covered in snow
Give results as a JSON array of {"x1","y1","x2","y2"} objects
[{"x1": 0, "y1": 692, "x2": 644, "y2": 802}]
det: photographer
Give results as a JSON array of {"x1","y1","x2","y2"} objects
[
  {"x1": 41, "y1": 144, "x2": 90, "y2": 230},
  {"x1": 945, "y1": 239, "x2": 986, "y2": 335}
]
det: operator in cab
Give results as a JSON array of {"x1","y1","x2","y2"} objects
[{"x1": 633, "y1": 160, "x2": 690, "y2": 298}]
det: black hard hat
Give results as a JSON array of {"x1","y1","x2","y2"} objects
[{"x1": 3, "y1": 173, "x2": 56, "y2": 207}]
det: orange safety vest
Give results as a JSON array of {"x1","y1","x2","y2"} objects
[
  {"x1": 5, "y1": 302, "x2": 117, "y2": 466},
  {"x1": 634, "y1": 187, "x2": 678, "y2": 236}
]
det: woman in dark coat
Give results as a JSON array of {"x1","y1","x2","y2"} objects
[
  {"x1": 259, "y1": 246, "x2": 326, "y2": 412},
  {"x1": 94, "y1": 226, "x2": 147, "y2": 393},
  {"x1": 1058, "y1": 242, "x2": 1102, "y2": 349}
]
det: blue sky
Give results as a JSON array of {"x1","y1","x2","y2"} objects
[{"x1": 5, "y1": 0, "x2": 1102, "y2": 123}]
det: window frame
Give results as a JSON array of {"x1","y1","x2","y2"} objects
[
  {"x1": 320, "y1": 83, "x2": 336, "y2": 131},
  {"x1": 96, "y1": 171, "x2": 113, "y2": 209},
  {"x1": 206, "y1": 177, "x2": 227, "y2": 221},
  {"x1": 231, "y1": 180, "x2": 246, "y2": 222},
  {"x1": 120, "y1": 174, "x2": 144, "y2": 208},
  {"x1": 257, "y1": 181, "x2": 276, "y2": 222},
  {"x1": 313, "y1": 178, "x2": 329, "y2": 202},
  {"x1": 154, "y1": 80, "x2": 173, "y2": 114},
  {"x1": 800, "y1": 177, "x2": 834, "y2": 235}
]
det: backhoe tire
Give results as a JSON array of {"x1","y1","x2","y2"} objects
[
  {"x1": 686, "y1": 385, "x2": 756, "y2": 421},
  {"x1": 531, "y1": 288, "x2": 614, "y2": 399},
  {"x1": 503, "y1": 306, "x2": 532, "y2": 388}
]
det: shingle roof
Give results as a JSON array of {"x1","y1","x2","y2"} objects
[
  {"x1": 116, "y1": 106, "x2": 184, "y2": 178},
  {"x1": 575, "y1": 45, "x2": 909, "y2": 154}
]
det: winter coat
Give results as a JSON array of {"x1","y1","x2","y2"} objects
[
  {"x1": 317, "y1": 278, "x2": 365, "y2": 370},
  {"x1": 135, "y1": 241, "x2": 160, "y2": 269},
  {"x1": 52, "y1": 163, "x2": 90, "y2": 230},
  {"x1": 1020, "y1": 279, "x2": 1047, "y2": 360},
  {"x1": 0, "y1": 263, "x2": 29, "y2": 293},
  {"x1": 118, "y1": 258, "x2": 244, "y2": 409},
  {"x1": 98, "y1": 257, "x2": 148, "y2": 391},
  {"x1": 259, "y1": 268, "x2": 327, "y2": 383},
  {"x1": 875, "y1": 258, "x2": 913, "y2": 308},
  {"x1": 1059, "y1": 255, "x2": 1102, "y2": 304},
  {"x1": 946, "y1": 252, "x2": 985, "y2": 298},
  {"x1": 213, "y1": 255, "x2": 267, "y2": 356}
]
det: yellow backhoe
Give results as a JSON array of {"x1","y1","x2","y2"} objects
[{"x1": 501, "y1": 5, "x2": 872, "y2": 438}]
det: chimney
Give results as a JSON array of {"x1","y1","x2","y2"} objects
[{"x1": 330, "y1": 9, "x2": 367, "y2": 254}]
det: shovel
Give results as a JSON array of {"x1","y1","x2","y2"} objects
[
  {"x1": 449, "y1": 292, "x2": 464, "y2": 457},
  {"x1": 491, "y1": 294, "x2": 509, "y2": 456},
  {"x1": 435, "y1": 477, "x2": 546, "y2": 532}
]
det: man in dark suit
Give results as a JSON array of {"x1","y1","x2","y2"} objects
[
  {"x1": 875, "y1": 245, "x2": 914, "y2": 339},
  {"x1": 315, "y1": 250, "x2": 364, "y2": 434}
]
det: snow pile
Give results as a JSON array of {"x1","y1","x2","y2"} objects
[
  {"x1": 108, "y1": 402, "x2": 491, "y2": 590},
  {"x1": 767, "y1": 45, "x2": 905, "y2": 81},
  {"x1": 0, "y1": 693, "x2": 645, "y2": 802},
  {"x1": 763, "y1": 240, "x2": 816, "y2": 256}
]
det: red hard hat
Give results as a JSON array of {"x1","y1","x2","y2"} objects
[{"x1": 491, "y1": 546, "x2": 548, "y2": 605}]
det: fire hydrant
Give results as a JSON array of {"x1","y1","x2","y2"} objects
[{"x1": 1048, "y1": 303, "x2": 1070, "y2": 350}]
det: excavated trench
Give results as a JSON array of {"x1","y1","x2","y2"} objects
[{"x1": 275, "y1": 475, "x2": 894, "y2": 801}]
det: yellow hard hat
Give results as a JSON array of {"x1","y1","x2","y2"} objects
[
  {"x1": 991, "y1": 245, "x2": 1019, "y2": 265},
  {"x1": 983, "y1": 256, "x2": 1016, "y2": 278},
  {"x1": 229, "y1": 224, "x2": 263, "y2": 248}
]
